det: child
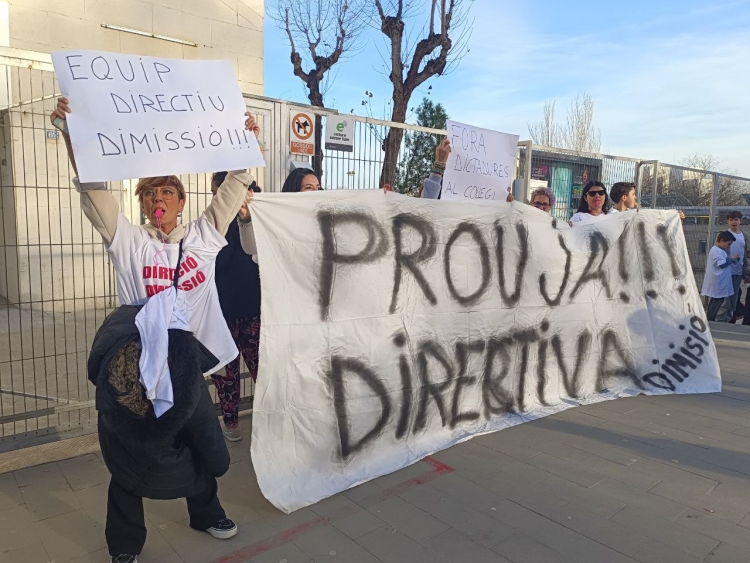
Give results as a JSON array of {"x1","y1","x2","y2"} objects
[
  {"x1": 609, "y1": 182, "x2": 637, "y2": 212},
  {"x1": 701, "y1": 231, "x2": 739, "y2": 322},
  {"x1": 726, "y1": 211, "x2": 746, "y2": 322}
]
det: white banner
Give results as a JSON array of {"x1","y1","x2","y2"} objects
[
  {"x1": 441, "y1": 120, "x2": 519, "y2": 201},
  {"x1": 52, "y1": 50, "x2": 264, "y2": 182},
  {"x1": 250, "y1": 192, "x2": 721, "y2": 513}
]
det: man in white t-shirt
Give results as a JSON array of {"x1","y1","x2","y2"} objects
[{"x1": 726, "y1": 211, "x2": 746, "y2": 322}]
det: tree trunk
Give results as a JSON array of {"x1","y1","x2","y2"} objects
[
  {"x1": 379, "y1": 100, "x2": 408, "y2": 188},
  {"x1": 308, "y1": 86, "x2": 324, "y2": 180}
]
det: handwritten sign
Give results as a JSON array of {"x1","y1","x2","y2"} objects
[
  {"x1": 51, "y1": 50, "x2": 264, "y2": 182},
  {"x1": 290, "y1": 110, "x2": 315, "y2": 155},
  {"x1": 249, "y1": 192, "x2": 721, "y2": 513},
  {"x1": 441, "y1": 120, "x2": 519, "y2": 201}
]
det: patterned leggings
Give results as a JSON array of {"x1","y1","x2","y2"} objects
[{"x1": 211, "y1": 316, "x2": 260, "y2": 426}]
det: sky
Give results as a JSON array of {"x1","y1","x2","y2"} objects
[{"x1": 263, "y1": 0, "x2": 750, "y2": 176}]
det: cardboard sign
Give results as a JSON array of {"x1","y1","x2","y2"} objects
[
  {"x1": 290, "y1": 110, "x2": 315, "y2": 155},
  {"x1": 441, "y1": 120, "x2": 519, "y2": 201},
  {"x1": 249, "y1": 191, "x2": 721, "y2": 513},
  {"x1": 324, "y1": 116, "x2": 354, "y2": 152},
  {"x1": 51, "y1": 50, "x2": 265, "y2": 182}
]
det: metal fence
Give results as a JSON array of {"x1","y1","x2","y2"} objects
[{"x1": 2, "y1": 46, "x2": 749, "y2": 450}]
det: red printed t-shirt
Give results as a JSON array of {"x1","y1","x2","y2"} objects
[{"x1": 107, "y1": 213, "x2": 238, "y2": 375}]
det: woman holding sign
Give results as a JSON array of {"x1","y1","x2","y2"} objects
[{"x1": 51, "y1": 96, "x2": 258, "y2": 563}]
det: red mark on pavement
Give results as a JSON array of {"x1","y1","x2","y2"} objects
[{"x1": 210, "y1": 456, "x2": 455, "y2": 563}]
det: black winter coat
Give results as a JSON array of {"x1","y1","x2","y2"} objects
[
  {"x1": 88, "y1": 306, "x2": 230, "y2": 499},
  {"x1": 215, "y1": 218, "x2": 261, "y2": 321}
]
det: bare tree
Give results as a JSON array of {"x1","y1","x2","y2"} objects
[
  {"x1": 527, "y1": 91, "x2": 602, "y2": 153},
  {"x1": 270, "y1": 0, "x2": 370, "y2": 178},
  {"x1": 374, "y1": 0, "x2": 472, "y2": 187},
  {"x1": 678, "y1": 153, "x2": 745, "y2": 207},
  {"x1": 526, "y1": 100, "x2": 561, "y2": 148}
]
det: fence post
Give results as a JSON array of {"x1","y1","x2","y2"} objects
[
  {"x1": 651, "y1": 161, "x2": 660, "y2": 209},
  {"x1": 707, "y1": 173, "x2": 721, "y2": 248},
  {"x1": 523, "y1": 141, "x2": 533, "y2": 202}
]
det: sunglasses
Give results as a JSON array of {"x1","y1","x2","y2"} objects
[{"x1": 586, "y1": 190, "x2": 606, "y2": 197}]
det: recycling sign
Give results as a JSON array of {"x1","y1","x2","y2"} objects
[{"x1": 324, "y1": 116, "x2": 354, "y2": 152}]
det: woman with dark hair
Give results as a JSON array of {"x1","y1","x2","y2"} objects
[
  {"x1": 570, "y1": 181, "x2": 612, "y2": 224},
  {"x1": 211, "y1": 172, "x2": 262, "y2": 442},
  {"x1": 281, "y1": 168, "x2": 321, "y2": 192}
]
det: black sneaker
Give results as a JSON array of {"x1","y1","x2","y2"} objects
[
  {"x1": 207, "y1": 518, "x2": 237, "y2": 539},
  {"x1": 111, "y1": 556, "x2": 138, "y2": 563}
]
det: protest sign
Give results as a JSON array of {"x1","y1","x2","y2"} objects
[
  {"x1": 249, "y1": 192, "x2": 721, "y2": 513},
  {"x1": 290, "y1": 110, "x2": 315, "y2": 155},
  {"x1": 51, "y1": 50, "x2": 264, "y2": 182},
  {"x1": 441, "y1": 120, "x2": 519, "y2": 201},
  {"x1": 324, "y1": 116, "x2": 354, "y2": 152}
]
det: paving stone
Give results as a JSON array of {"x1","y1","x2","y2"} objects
[
  {"x1": 18, "y1": 476, "x2": 82, "y2": 522},
  {"x1": 58, "y1": 454, "x2": 110, "y2": 491},
  {"x1": 478, "y1": 471, "x2": 568, "y2": 516},
  {"x1": 473, "y1": 432, "x2": 540, "y2": 460},
  {"x1": 0, "y1": 472, "x2": 23, "y2": 512},
  {"x1": 309, "y1": 494, "x2": 385, "y2": 539},
  {"x1": 397, "y1": 481, "x2": 445, "y2": 510},
  {"x1": 547, "y1": 503, "x2": 643, "y2": 556},
  {"x1": 563, "y1": 435, "x2": 642, "y2": 466},
  {"x1": 628, "y1": 536, "x2": 708, "y2": 563},
  {"x1": 423, "y1": 527, "x2": 512, "y2": 563},
  {"x1": 159, "y1": 517, "x2": 278, "y2": 563},
  {"x1": 245, "y1": 541, "x2": 309, "y2": 563},
  {"x1": 705, "y1": 541, "x2": 750, "y2": 563},
  {"x1": 591, "y1": 477, "x2": 688, "y2": 521},
  {"x1": 626, "y1": 457, "x2": 718, "y2": 492},
  {"x1": 610, "y1": 505, "x2": 719, "y2": 559},
  {"x1": 564, "y1": 536, "x2": 639, "y2": 563},
  {"x1": 356, "y1": 526, "x2": 445, "y2": 563},
  {"x1": 14, "y1": 462, "x2": 67, "y2": 488},
  {"x1": 648, "y1": 480, "x2": 748, "y2": 523},
  {"x1": 488, "y1": 500, "x2": 584, "y2": 554},
  {"x1": 539, "y1": 475, "x2": 626, "y2": 518},
  {"x1": 0, "y1": 506, "x2": 38, "y2": 552},
  {"x1": 489, "y1": 532, "x2": 579, "y2": 563},
  {"x1": 574, "y1": 455, "x2": 661, "y2": 490},
  {"x1": 34, "y1": 508, "x2": 106, "y2": 562},
  {"x1": 0, "y1": 540, "x2": 49, "y2": 563},
  {"x1": 418, "y1": 495, "x2": 515, "y2": 549},
  {"x1": 428, "y1": 473, "x2": 507, "y2": 514},
  {"x1": 74, "y1": 481, "x2": 108, "y2": 525},
  {"x1": 366, "y1": 495, "x2": 448, "y2": 542},
  {"x1": 676, "y1": 509, "x2": 750, "y2": 551},
  {"x1": 524, "y1": 453, "x2": 606, "y2": 488}
]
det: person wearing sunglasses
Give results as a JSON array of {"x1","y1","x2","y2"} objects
[
  {"x1": 570, "y1": 181, "x2": 612, "y2": 224},
  {"x1": 529, "y1": 186, "x2": 555, "y2": 214}
]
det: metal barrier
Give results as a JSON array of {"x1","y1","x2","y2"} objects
[{"x1": 1, "y1": 47, "x2": 749, "y2": 450}]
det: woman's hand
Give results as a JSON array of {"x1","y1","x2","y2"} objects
[
  {"x1": 238, "y1": 190, "x2": 253, "y2": 222},
  {"x1": 678, "y1": 209, "x2": 686, "y2": 221},
  {"x1": 50, "y1": 96, "x2": 78, "y2": 175},
  {"x1": 435, "y1": 138, "x2": 451, "y2": 166},
  {"x1": 383, "y1": 183, "x2": 394, "y2": 194},
  {"x1": 50, "y1": 96, "x2": 71, "y2": 136},
  {"x1": 506, "y1": 186, "x2": 514, "y2": 203},
  {"x1": 244, "y1": 112, "x2": 261, "y2": 138}
]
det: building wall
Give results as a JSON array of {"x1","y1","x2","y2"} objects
[{"x1": 3, "y1": 0, "x2": 264, "y2": 95}]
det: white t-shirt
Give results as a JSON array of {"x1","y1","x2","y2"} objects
[
  {"x1": 729, "y1": 230, "x2": 745, "y2": 276},
  {"x1": 569, "y1": 209, "x2": 617, "y2": 224},
  {"x1": 701, "y1": 245, "x2": 733, "y2": 298},
  {"x1": 107, "y1": 213, "x2": 237, "y2": 375}
]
